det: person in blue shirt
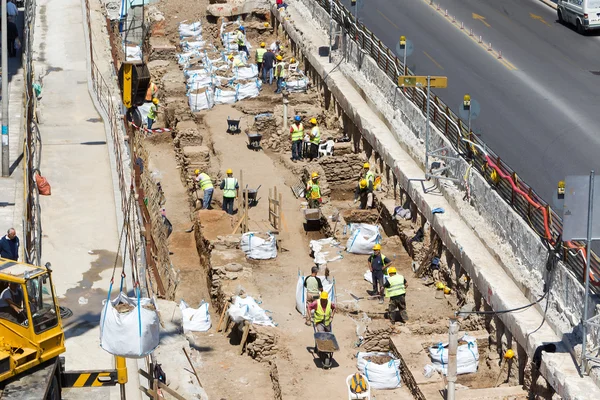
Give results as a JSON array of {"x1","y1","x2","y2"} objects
[
  {"x1": 367, "y1": 244, "x2": 392, "y2": 304},
  {"x1": 0, "y1": 228, "x2": 19, "y2": 261}
]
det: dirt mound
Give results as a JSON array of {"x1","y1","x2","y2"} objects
[{"x1": 196, "y1": 209, "x2": 233, "y2": 239}]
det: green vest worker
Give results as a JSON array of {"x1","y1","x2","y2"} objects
[
  {"x1": 309, "y1": 291, "x2": 336, "y2": 332},
  {"x1": 147, "y1": 98, "x2": 159, "y2": 130},
  {"x1": 220, "y1": 169, "x2": 239, "y2": 215},
  {"x1": 308, "y1": 118, "x2": 321, "y2": 161},
  {"x1": 290, "y1": 115, "x2": 304, "y2": 162},
  {"x1": 306, "y1": 172, "x2": 322, "y2": 208},
  {"x1": 256, "y1": 42, "x2": 267, "y2": 74},
  {"x1": 363, "y1": 162, "x2": 375, "y2": 186},
  {"x1": 194, "y1": 169, "x2": 214, "y2": 210},
  {"x1": 384, "y1": 267, "x2": 408, "y2": 323}
]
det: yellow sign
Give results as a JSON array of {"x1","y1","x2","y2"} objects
[
  {"x1": 398, "y1": 76, "x2": 447, "y2": 88},
  {"x1": 122, "y1": 63, "x2": 133, "y2": 108}
]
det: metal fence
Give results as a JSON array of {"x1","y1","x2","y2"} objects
[{"x1": 316, "y1": 0, "x2": 600, "y2": 288}]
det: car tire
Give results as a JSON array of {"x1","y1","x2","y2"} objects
[
  {"x1": 577, "y1": 19, "x2": 585, "y2": 34},
  {"x1": 46, "y1": 375, "x2": 60, "y2": 400},
  {"x1": 557, "y1": 11, "x2": 563, "y2": 24}
]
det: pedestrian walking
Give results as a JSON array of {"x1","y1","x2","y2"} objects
[
  {"x1": 220, "y1": 169, "x2": 239, "y2": 215},
  {"x1": 367, "y1": 244, "x2": 392, "y2": 303},
  {"x1": 194, "y1": 169, "x2": 214, "y2": 209},
  {"x1": 0, "y1": 228, "x2": 19, "y2": 261},
  {"x1": 7, "y1": 0, "x2": 18, "y2": 23},
  {"x1": 308, "y1": 291, "x2": 336, "y2": 332}
]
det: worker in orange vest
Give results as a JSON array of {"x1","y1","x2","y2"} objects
[{"x1": 145, "y1": 82, "x2": 158, "y2": 102}]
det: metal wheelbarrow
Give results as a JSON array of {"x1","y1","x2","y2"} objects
[
  {"x1": 312, "y1": 322, "x2": 339, "y2": 369},
  {"x1": 226, "y1": 116, "x2": 241, "y2": 134},
  {"x1": 247, "y1": 132, "x2": 263, "y2": 151},
  {"x1": 242, "y1": 185, "x2": 261, "y2": 207}
]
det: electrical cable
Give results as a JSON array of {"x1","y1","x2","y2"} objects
[{"x1": 458, "y1": 291, "x2": 548, "y2": 317}]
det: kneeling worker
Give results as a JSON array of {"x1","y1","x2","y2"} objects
[
  {"x1": 354, "y1": 179, "x2": 374, "y2": 209},
  {"x1": 384, "y1": 267, "x2": 408, "y2": 323},
  {"x1": 309, "y1": 291, "x2": 336, "y2": 332},
  {"x1": 194, "y1": 169, "x2": 214, "y2": 209},
  {"x1": 305, "y1": 172, "x2": 322, "y2": 208}
]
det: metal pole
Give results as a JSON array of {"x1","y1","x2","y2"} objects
[
  {"x1": 403, "y1": 43, "x2": 407, "y2": 75},
  {"x1": 329, "y1": 0, "x2": 333, "y2": 63},
  {"x1": 468, "y1": 107, "x2": 472, "y2": 135},
  {"x1": 447, "y1": 318, "x2": 459, "y2": 400},
  {"x1": 581, "y1": 169, "x2": 595, "y2": 375},
  {"x1": 282, "y1": 91, "x2": 289, "y2": 131},
  {"x1": 1, "y1": 0, "x2": 9, "y2": 177},
  {"x1": 425, "y1": 76, "x2": 431, "y2": 177}
]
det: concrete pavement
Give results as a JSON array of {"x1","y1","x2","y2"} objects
[{"x1": 342, "y1": 0, "x2": 600, "y2": 204}]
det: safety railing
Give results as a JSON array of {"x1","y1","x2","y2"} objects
[{"x1": 314, "y1": 0, "x2": 600, "y2": 288}]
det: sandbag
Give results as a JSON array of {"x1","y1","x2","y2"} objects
[
  {"x1": 100, "y1": 292, "x2": 160, "y2": 358},
  {"x1": 125, "y1": 45, "x2": 142, "y2": 61},
  {"x1": 428, "y1": 334, "x2": 479, "y2": 375},
  {"x1": 228, "y1": 295, "x2": 275, "y2": 326},
  {"x1": 357, "y1": 352, "x2": 402, "y2": 390},
  {"x1": 346, "y1": 223, "x2": 380, "y2": 254},
  {"x1": 295, "y1": 274, "x2": 336, "y2": 316},
  {"x1": 286, "y1": 76, "x2": 309, "y2": 92},
  {"x1": 236, "y1": 80, "x2": 261, "y2": 101},
  {"x1": 214, "y1": 87, "x2": 238, "y2": 104},
  {"x1": 179, "y1": 21, "x2": 203, "y2": 38},
  {"x1": 241, "y1": 232, "x2": 277, "y2": 259},
  {"x1": 188, "y1": 89, "x2": 214, "y2": 111},
  {"x1": 179, "y1": 300, "x2": 211, "y2": 332},
  {"x1": 235, "y1": 65, "x2": 258, "y2": 80},
  {"x1": 310, "y1": 238, "x2": 342, "y2": 265}
]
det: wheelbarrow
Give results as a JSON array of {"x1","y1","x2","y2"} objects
[
  {"x1": 312, "y1": 322, "x2": 339, "y2": 369},
  {"x1": 247, "y1": 132, "x2": 263, "y2": 151},
  {"x1": 226, "y1": 116, "x2": 241, "y2": 134},
  {"x1": 303, "y1": 208, "x2": 322, "y2": 231},
  {"x1": 242, "y1": 185, "x2": 261, "y2": 207}
]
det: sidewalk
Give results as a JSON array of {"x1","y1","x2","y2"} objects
[{"x1": 33, "y1": 0, "x2": 139, "y2": 398}]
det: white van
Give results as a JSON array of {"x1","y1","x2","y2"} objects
[{"x1": 557, "y1": 0, "x2": 600, "y2": 33}]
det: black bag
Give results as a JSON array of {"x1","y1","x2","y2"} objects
[{"x1": 154, "y1": 363, "x2": 166, "y2": 384}]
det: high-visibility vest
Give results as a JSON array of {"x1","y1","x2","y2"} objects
[
  {"x1": 223, "y1": 177, "x2": 238, "y2": 198},
  {"x1": 256, "y1": 48, "x2": 266, "y2": 62},
  {"x1": 276, "y1": 62, "x2": 287, "y2": 78},
  {"x1": 310, "y1": 126, "x2": 321, "y2": 145},
  {"x1": 314, "y1": 300, "x2": 332, "y2": 326},
  {"x1": 145, "y1": 82, "x2": 158, "y2": 101},
  {"x1": 148, "y1": 104, "x2": 158, "y2": 120},
  {"x1": 291, "y1": 123, "x2": 304, "y2": 141},
  {"x1": 385, "y1": 274, "x2": 406, "y2": 298},
  {"x1": 232, "y1": 57, "x2": 244, "y2": 67},
  {"x1": 236, "y1": 31, "x2": 246, "y2": 46},
  {"x1": 197, "y1": 173, "x2": 213, "y2": 190},
  {"x1": 365, "y1": 170, "x2": 375, "y2": 184},
  {"x1": 309, "y1": 184, "x2": 321, "y2": 200}
]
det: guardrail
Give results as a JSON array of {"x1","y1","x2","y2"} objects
[{"x1": 315, "y1": 0, "x2": 600, "y2": 289}]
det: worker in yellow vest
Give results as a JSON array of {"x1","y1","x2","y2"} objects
[
  {"x1": 220, "y1": 169, "x2": 239, "y2": 215},
  {"x1": 290, "y1": 115, "x2": 304, "y2": 162},
  {"x1": 308, "y1": 291, "x2": 336, "y2": 332},
  {"x1": 228, "y1": 54, "x2": 245, "y2": 67},
  {"x1": 354, "y1": 178, "x2": 374, "y2": 209},
  {"x1": 236, "y1": 26, "x2": 249, "y2": 56},
  {"x1": 145, "y1": 82, "x2": 158, "y2": 102},
  {"x1": 308, "y1": 118, "x2": 321, "y2": 161},
  {"x1": 256, "y1": 42, "x2": 267, "y2": 77},
  {"x1": 384, "y1": 267, "x2": 408, "y2": 323},
  {"x1": 194, "y1": 169, "x2": 214, "y2": 209},
  {"x1": 362, "y1": 162, "x2": 375, "y2": 186},
  {"x1": 147, "y1": 98, "x2": 159, "y2": 129},
  {"x1": 368, "y1": 244, "x2": 393, "y2": 303},
  {"x1": 306, "y1": 172, "x2": 322, "y2": 208},
  {"x1": 274, "y1": 55, "x2": 287, "y2": 94}
]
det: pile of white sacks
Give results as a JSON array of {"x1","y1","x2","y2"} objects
[{"x1": 178, "y1": 20, "x2": 262, "y2": 112}]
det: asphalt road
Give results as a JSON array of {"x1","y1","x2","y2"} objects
[{"x1": 342, "y1": 0, "x2": 600, "y2": 204}]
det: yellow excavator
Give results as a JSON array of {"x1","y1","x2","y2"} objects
[{"x1": 0, "y1": 258, "x2": 127, "y2": 399}]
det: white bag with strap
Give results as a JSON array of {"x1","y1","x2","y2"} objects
[
  {"x1": 179, "y1": 300, "x2": 211, "y2": 332},
  {"x1": 241, "y1": 232, "x2": 277, "y2": 259},
  {"x1": 346, "y1": 223, "x2": 380, "y2": 254},
  {"x1": 357, "y1": 352, "x2": 402, "y2": 390}
]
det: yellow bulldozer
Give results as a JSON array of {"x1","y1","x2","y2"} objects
[{"x1": 0, "y1": 258, "x2": 126, "y2": 399}]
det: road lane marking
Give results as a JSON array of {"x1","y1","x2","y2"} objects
[
  {"x1": 377, "y1": 9, "x2": 399, "y2": 29},
  {"x1": 423, "y1": 50, "x2": 444, "y2": 70},
  {"x1": 530, "y1": 13, "x2": 552, "y2": 27},
  {"x1": 420, "y1": 0, "x2": 517, "y2": 71},
  {"x1": 472, "y1": 13, "x2": 491, "y2": 28}
]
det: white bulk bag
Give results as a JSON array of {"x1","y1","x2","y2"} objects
[
  {"x1": 241, "y1": 232, "x2": 277, "y2": 259},
  {"x1": 100, "y1": 292, "x2": 160, "y2": 358},
  {"x1": 188, "y1": 76, "x2": 215, "y2": 91},
  {"x1": 179, "y1": 300, "x2": 211, "y2": 332},
  {"x1": 214, "y1": 88, "x2": 238, "y2": 105},
  {"x1": 295, "y1": 274, "x2": 336, "y2": 316},
  {"x1": 235, "y1": 65, "x2": 258, "y2": 80},
  {"x1": 286, "y1": 77, "x2": 309, "y2": 92},
  {"x1": 428, "y1": 334, "x2": 479, "y2": 375},
  {"x1": 188, "y1": 89, "x2": 214, "y2": 112},
  {"x1": 179, "y1": 21, "x2": 203, "y2": 38},
  {"x1": 237, "y1": 80, "x2": 261, "y2": 101},
  {"x1": 357, "y1": 352, "x2": 402, "y2": 390},
  {"x1": 228, "y1": 295, "x2": 275, "y2": 326},
  {"x1": 182, "y1": 40, "x2": 206, "y2": 51},
  {"x1": 346, "y1": 223, "x2": 381, "y2": 254},
  {"x1": 125, "y1": 45, "x2": 142, "y2": 61}
]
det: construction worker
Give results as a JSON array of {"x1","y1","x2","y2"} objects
[
  {"x1": 220, "y1": 169, "x2": 239, "y2": 215},
  {"x1": 306, "y1": 172, "x2": 322, "y2": 208},
  {"x1": 256, "y1": 42, "x2": 267, "y2": 76},
  {"x1": 368, "y1": 244, "x2": 393, "y2": 304},
  {"x1": 147, "y1": 98, "x2": 159, "y2": 129},
  {"x1": 308, "y1": 118, "x2": 321, "y2": 161},
  {"x1": 262, "y1": 48, "x2": 275, "y2": 84},
  {"x1": 304, "y1": 266, "x2": 323, "y2": 325},
  {"x1": 194, "y1": 169, "x2": 214, "y2": 210},
  {"x1": 228, "y1": 54, "x2": 245, "y2": 67},
  {"x1": 270, "y1": 40, "x2": 282, "y2": 54},
  {"x1": 236, "y1": 26, "x2": 249, "y2": 56},
  {"x1": 354, "y1": 179, "x2": 374, "y2": 209},
  {"x1": 308, "y1": 291, "x2": 336, "y2": 332},
  {"x1": 362, "y1": 162, "x2": 375, "y2": 187},
  {"x1": 0, "y1": 281, "x2": 25, "y2": 323},
  {"x1": 290, "y1": 115, "x2": 304, "y2": 161},
  {"x1": 145, "y1": 81, "x2": 158, "y2": 102},
  {"x1": 384, "y1": 267, "x2": 408, "y2": 323},
  {"x1": 274, "y1": 55, "x2": 287, "y2": 94}
]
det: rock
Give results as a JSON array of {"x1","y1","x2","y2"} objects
[
  {"x1": 161, "y1": 70, "x2": 187, "y2": 97},
  {"x1": 149, "y1": 37, "x2": 177, "y2": 61},
  {"x1": 183, "y1": 145, "x2": 211, "y2": 165},
  {"x1": 225, "y1": 263, "x2": 244, "y2": 272}
]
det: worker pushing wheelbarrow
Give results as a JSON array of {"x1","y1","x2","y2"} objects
[{"x1": 309, "y1": 291, "x2": 339, "y2": 369}]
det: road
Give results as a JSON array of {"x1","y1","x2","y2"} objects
[{"x1": 343, "y1": 0, "x2": 600, "y2": 204}]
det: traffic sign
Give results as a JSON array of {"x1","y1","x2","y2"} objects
[{"x1": 398, "y1": 75, "x2": 447, "y2": 88}]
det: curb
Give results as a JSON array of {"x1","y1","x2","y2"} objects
[{"x1": 538, "y1": 0, "x2": 558, "y2": 10}]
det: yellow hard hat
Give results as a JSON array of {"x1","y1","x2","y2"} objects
[
  {"x1": 504, "y1": 349, "x2": 515, "y2": 359},
  {"x1": 363, "y1": 162, "x2": 370, "y2": 169},
  {"x1": 435, "y1": 282, "x2": 445, "y2": 290},
  {"x1": 373, "y1": 244, "x2": 381, "y2": 251},
  {"x1": 263, "y1": 22, "x2": 269, "y2": 27},
  {"x1": 310, "y1": 118, "x2": 317, "y2": 124},
  {"x1": 226, "y1": 169, "x2": 233, "y2": 174},
  {"x1": 228, "y1": 54, "x2": 234, "y2": 60},
  {"x1": 311, "y1": 172, "x2": 319, "y2": 179},
  {"x1": 320, "y1": 291, "x2": 329, "y2": 299},
  {"x1": 290, "y1": 57, "x2": 296, "y2": 63},
  {"x1": 194, "y1": 169, "x2": 200, "y2": 175},
  {"x1": 359, "y1": 179, "x2": 367, "y2": 189},
  {"x1": 260, "y1": 42, "x2": 266, "y2": 47},
  {"x1": 276, "y1": 55, "x2": 283, "y2": 61},
  {"x1": 152, "y1": 98, "x2": 159, "y2": 105},
  {"x1": 387, "y1": 267, "x2": 397, "y2": 274},
  {"x1": 443, "y1": 287, "x2": 451, "y2": 294}
]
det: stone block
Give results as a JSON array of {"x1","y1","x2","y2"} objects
[{"x1": 183, "y1": 145, "x2": 211, "y2": 164}]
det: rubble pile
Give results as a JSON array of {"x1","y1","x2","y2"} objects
[
  {"x1": 360, "y1": 327, "x2": 394, "y2": 352},
  {"x1": 246, "y1": 325, "x2": 279, "y2": 361},
  {"x1": 318, "y1": 153, "x2": 364, "y2": 190}
]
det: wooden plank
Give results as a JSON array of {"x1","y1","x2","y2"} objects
[
  {"x1": 157, "y1": 380, "x2": 188, "y2": 400},
  {"x1": 239, "y1": 321, "x2": 251, "y2": 355},
  {"x1": 278, "y1": 192, "x2": 283, "y2": 232},
  {"x1": 231, "y1": 216, "x2": 244, "y2": 234}
]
